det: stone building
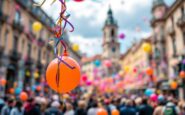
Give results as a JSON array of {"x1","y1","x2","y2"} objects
[
  {"x1": 0, "y1": 0, "x2": 81, "y2": 95},
  {"x1": 151, "y1": 0, "x2": 169, "y2": 82},
  {"x1": 151, "y1": 0, "x2": 185, "y2": 98}
]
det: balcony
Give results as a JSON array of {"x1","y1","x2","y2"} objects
[
  {"x1": 37, "y1": 60, "x2": 43, "y2": 69},
  {"x1": 167, "y1": 27, "x2": 175, "y2": 36},
  {"x1": 172, "y1": 53, "x2": 178, "y2": 58},
  {"x1": 9, "y1": 50, "x2": 21, "y2": 61},
  {"x1": 0, "y1": 10, "x2": 8, "y2": 23},
  {"x1": 25, "y1": 56, "x2": 33, "y2": 66},
  {"x1": 38, "y1": 38, "x2": 45, "y2": 46},
  {"x1": 177, "y1": 14, "x2": 185, "y2": 28},
  {"x1": 12, "y1": 20, "x2": 24, "y2": 33}
]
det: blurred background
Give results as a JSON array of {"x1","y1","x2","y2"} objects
[{"x1": 1, "y1": 0, "x2": 185, "y2": 115}]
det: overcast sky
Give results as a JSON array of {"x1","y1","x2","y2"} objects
[{"x1": 40, "y1": 0, "x2": 175, "y2": 57}]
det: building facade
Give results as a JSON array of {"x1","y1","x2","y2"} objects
[
  {"x1": 150, "y1": 0, "x2": 185, "y2": 98},
  {"x1": 0, "y1": 0, "x2": 81, "y2": 95},
  {"x1": 120, "y1": 38, "x2": 152, "y2": 89}
]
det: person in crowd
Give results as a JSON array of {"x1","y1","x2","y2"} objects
[
  {"x1": 75, "y1": 100, "x2": 87, "y2": 115},
  {"x1": 153, "y1": 98, "x2": 166, "y2": 115},
  {"x1": 23, "y1": 98, "x2": 41, "y2": 115},
  {"x1": 87, "y1": 101, "x2": 98, "y2": 115},
  {"x1": 64, "y1": 102, "x2": 75, "y2": 115},
  {"x1": 0, "y1": 97, "x2": 5, "y2": 113},
  {"x1": 162, "y1": 97, "x2": 180, "y2": 115},
  {"x1": 120, "y1": 99, "x2": 136, "y2": 115},
  {"x1": 1, "y1": 98, "x2": 14, "y2": 115},
  {"x1": 45, "y1": 101, "x2": 62, "y2": 115},
  {"x1": 135, "y1": 97, "x2": 142, "y2": 115},
  {"x1": 10, "y1": 100, "x2": 24, "y2": 115},
  {"x1": 138, "y1": 97, "x2": 153, "y2": 115},
  {"x1": 178, "y1": 100, "x2": 185, "y2": 115}
]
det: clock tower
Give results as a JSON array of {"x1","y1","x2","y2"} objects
[{"x1": 102, "y1": 7, "x2": 120, "y2": 60}]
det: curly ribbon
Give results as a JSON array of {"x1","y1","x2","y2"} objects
[
  {"x1": 51, "y1": 0, "x2": 75, "y2": 89},
  {"x1": 35, "y1": 0, "x2": 75, "y2": 91}
]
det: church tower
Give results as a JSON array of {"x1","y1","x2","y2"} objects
[{"x1": 102, "y1": 7, "x2": 120, "y2": 60}]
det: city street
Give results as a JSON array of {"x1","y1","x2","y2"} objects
[{"x1": 0, "y1": 0, "x2": 185, "y2": 115}]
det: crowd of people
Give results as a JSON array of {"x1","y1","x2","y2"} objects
[{"x1": 0, "y1": 90, "x2": 185, "y2": 115}]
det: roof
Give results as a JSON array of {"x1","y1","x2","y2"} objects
[
  {"x1": 104, "y1": 7, "x2": 117, "y2": 26},
  {"x1": 151, "y1": 0, "x2": 183, "y2": 26},
  {"x1": 120, "y1": 36, "x2": 152, "y2": 60},
  {"x1": 152, "y1": 0, "x2": 166, "y2": 11}
]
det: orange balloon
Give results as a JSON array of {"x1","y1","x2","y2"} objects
[
  {"x1": 46, "y1": 56, "x2": 81, "y2": 93},
  {"x1": 180, "y1": 71, "x2": 185, "y2": 79},
  {"x1": 20, "y1": 92, "x2": 28, "y2": 101},
  {"x1": 97, "y1": 108, "x2": 108, "y2": 115},
  {"x1": 0, "y1": 79, "x2": 6, "y2": 86},
  {"x1": 146, "y1": 68, "x2": 153, "y2": 76},
  {"x1": 9, "y1": 88, "x2": 14, "y2": 94},
  {"x1": 112, "y1": 109, "x2": 120, "y2": 115},
  {"x1": 170, "y1": 81, "x2": 178, "y2": 90}
]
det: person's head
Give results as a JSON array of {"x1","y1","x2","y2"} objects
[
  {"x1": 142, "y1": 97, "x2": 148, "y2": 105},
  {"x1": 125, "y1": 99, "x2": 132, "y2": 106},
  {"x1": 121, "y1": 98, "x2": 126, "y2": 105},
  {"x1": 3, "y1": 95, "x2": 8, "y2": 103},
  {"x1": 27, "y1": 98, "x2": 34, "y2": 105},
  {"x1": 135, "y1": 97, "x2": 142, "y2": 106},
  {"x1": 78, "y1": 100, "x2": 86, "y2": 109},
  {"x1": 7, "y1": 99, "x2": 14, "y2": 107},
  {"x1": 66, "y1": 102, "x2": 73, "y2": 111},
  {"x1": 15, "y1": 100, "x2": 22, "y2": 108},
  {"x1": 91, "y1": 101, "x2": 98, "y2": 108}
]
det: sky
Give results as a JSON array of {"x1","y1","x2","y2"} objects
[{"x1": 40, "y1": 0, "x2": 175, "y2": 57}]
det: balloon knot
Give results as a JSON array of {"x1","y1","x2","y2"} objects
[{"x1": 63, "y1": 50, "x2": 68, "y2": 56}]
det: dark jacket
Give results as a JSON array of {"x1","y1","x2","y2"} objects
[
  {"x1": 24, "y1": 103, "x2": 41, "y2": 115},
  {"x1": 138, "y1": 104, "x2": 153, "y2": 115},
  {"x1": 120, "y1": 106, "x2": 136, "y2": 115},
  {"x1": 45, "y1": 107, "x2": 62, "y2": 115},
  {"x1": 75, "y1": 108, "x2": 87, "y2": 115}
]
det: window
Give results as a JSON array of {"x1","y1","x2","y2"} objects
[
  {"x1": 181, "y1": 7, "x2": 184, "y2": 17},
  {"x1": 21, "y1": 39, "x2": 25, "y2": 52},
  {"x1": 43, "y1": 50, "x2": 46, "y2": 60},
  {"x1": 46, "y1": 51, "x2": 49, "y2": 63},
  {"x1": 13, "y1": 36, "x2": 18, "y2": 50},
  {"x1": 38, "y1": 49, "x2": 41, "y2": 61},
  {"x1": 29, "y1": 20, "x2": 33, "y2": 32},
  {"x1": 172, "y1": 37, "x2": 177, "y2": 56},
  {"x1": 154, "y1": 47, "x2": 160, "y2": 59},
  {"x1": 112, "y1": 47, "x2": 116, "y2": 52},
  {"x1": 4, "y1": 30, "x2": 9, "y2": 50},
  {"x1": 27, "y1": 43, "x2": 32, "y2": 57},
  {"x1": 14, "y1": 10, "x2": 21, "y2": 24},
  {"x1": 111, "y1": 29, "x2": 115, "y2": 38},
  {"x1": 171, "y1": 16, "x2": 174, "y2": 28}
]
